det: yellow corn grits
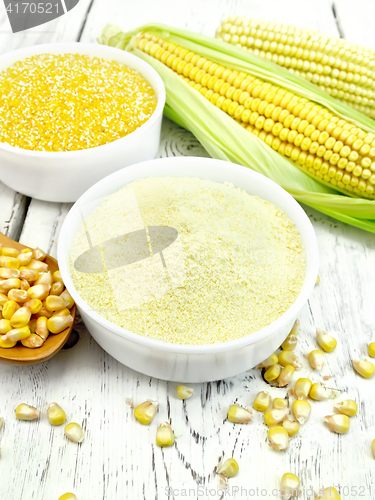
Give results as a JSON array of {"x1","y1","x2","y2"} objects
[{"x1": 0, "y1": 53, "x2": 157, "y2": 152}]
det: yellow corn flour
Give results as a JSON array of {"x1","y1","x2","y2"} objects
[{"x1": 70, "y1": 177, "x2": 306, "y2": 345}]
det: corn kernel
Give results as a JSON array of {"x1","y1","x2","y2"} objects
[
  {"x1": 9, "y1": 306, "x2": 31, "y2": 328},
  {"x1": 292, "y1": 400, "x2": 311, "y2": 424},
  {"x1": 50, "y1": 281, "x2": 64, "y2": 296},
  {"x1": 7, "y1": 289, "x2": 29, "y2": 303},
  {"x1": 134, "y1": 400, "x2": 159, "y2": 425},
  {"x1": 21, "y1": 334, "x2": 44, "y2": 348},
  {"x1": 1, "y1": 326, "x2": 30, "y2": 342},
  {"x1": 216, "y1": 458, "x2": 239, "y2": 478},
  {"x1": 335, "y1": 399, "x2": 357, "y2": 417},
  {"x1": 258, "y1": 353, "x2": 278, "y2": 368},
  {"x1": 18, "y1": 252, "x2": 33, "y2": 266},
  {"x1": 308, "y1": 349, "x2": 325, "y2": 370},
  {"x1": 0, "y1": 338, "x2": 17, "y2": 348},
  {"x1": 316, "y1": 328, "x2": 337, "y2": 352},
  {"x1": 372, "y1": 439, "x2": 375, "y2": 459},
  {"x1": 27, "y1": 283, "x2": 50, "y2": 301},
  {"x1": 0, "y1": 268, "x2": 20, "y2": 279},
  {"x1": 35, "y1": 271, "x2": 53, "y2": 286},
  {"x1": 368, "y1": 342, "x2": 375, "y2": 358},
  {"x1": 268, "y1": 425, "x2": 289, "y2": 451},
  {"x1": 33, "y1": 248, "x2": 46, "y2": 261},
  {"x1": 278, "y1": 350, "x2": 301, "y2": 369},
  {"x1": 0, "y1": 255, "x2": 19, "y2": 269},
  {"x1": 273, "y1": 398, "x2": 288, "y2": 410},
  {"x1": 324, "y1": 414, "x2": 350, "y2": 434},
  {"x1": 228, "y1": 404, "x2": 253, "y2": 423},
  {"x1": 15, "y1": 403, "x2": 39, "y2": 420},
  {"x1": 294, "y1": 378, "x2": 312, "y2": 399},
  {"x1": 47, "y1": 314, "x2": 74, "y2": 334},
  {"x1": 277, "y1": 365, "x2": 295, "y2": 387},
  {"x1": 64, "y1": 422, "x2": 84, "y2": 443},
  {"x1": 352, "y1": 359, "x2": 375, "y2": 378},
  {"x1": 45, "y1": 294, "x2": 68, "y2": 312},
  {"x1": 280, "y1": 473, "x2": 300, "y2": 498},
  {"x1": 58, "y1": 494, "x2": 77, "y2": 500},
  {"x1": 253, "y1": 391, "x2": 271, "y2": 412},
  {"x1": 316, "y1": 487, "x2": 341, "y2": 499},
  {"x1": 281, "y1": 334, "x2": 297, "y2": 351},
  {"x1": 156, "y1": 421, "x2": 175, "y2": 447},
  {"x1": 0, "y1": 278, "x2": 21, "y2": 293},
  {"x1": 1, "y1": 247, "x2": 19, "y2": 258},
  {"x1": 47, "y1": 403, "x2": 67, "y2": 426},
  {"x1": 309, "y1": 383, "x2": 337, "y2": 401},
  {"x1": 264, "y1": 408, "x2": 288, "y2": 426},
  {"x1": 282, "y1": 419, "x2": 299, "y2": 437},
  {"x1": 177, "y1": 385, "x2": 194, "y2": 400},
  {"x1": 0, "y1": 319, "x2": 12, "y2": 334}
]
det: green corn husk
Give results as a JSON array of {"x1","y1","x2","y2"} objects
[{"x1": 99, "y1": 23, "x2": 375, "y2": 233}]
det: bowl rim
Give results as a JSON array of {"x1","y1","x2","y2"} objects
[
  {"x1": 0, "y1": 42, "x2": 166, "y2": 157},
  {"x1": 58, "y1": 156, "x2": 319, "y2": 355}
]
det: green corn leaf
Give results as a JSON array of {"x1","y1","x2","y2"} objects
[{"x1": 98, "y1": 23, "x2": 375, "y2": 233}]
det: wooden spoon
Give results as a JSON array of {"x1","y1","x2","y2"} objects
[{"x1": 0, "y1": 232, "x2": 76, "y2": 365}]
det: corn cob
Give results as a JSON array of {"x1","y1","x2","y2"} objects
[
  {"x1": 133, "y1": 32, "x2": 375, "y2": 199},
  {"x1": 216, "y1": 17, "x2": 375, "y2": 119}
]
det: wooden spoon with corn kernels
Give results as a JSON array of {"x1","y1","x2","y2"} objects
[{"x1": 0, "y1": 232, "x2": 76, "y2": 365}]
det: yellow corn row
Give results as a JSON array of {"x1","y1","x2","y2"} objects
[
  {"x1": 216, "y1": 17, "x2": 375, "y2": 119},
  {"x1": 133, "y1": 32, "x2": 375, "y2": 199}
]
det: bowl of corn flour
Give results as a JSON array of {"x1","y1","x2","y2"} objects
[{"x1": 58, "y1": 157, "x2": 318, "y2": 382}]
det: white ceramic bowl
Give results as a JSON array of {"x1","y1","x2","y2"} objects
[
  {"x1": 0, "y1": 43, "x2": 165, "y2": 202},
  {"x1": 58, "y1": 157, "x2": 319, "y2": 382}
]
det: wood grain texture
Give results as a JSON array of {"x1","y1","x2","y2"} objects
[{"x1": 0, "y1": 0, "x2": 374, "y2": 498}]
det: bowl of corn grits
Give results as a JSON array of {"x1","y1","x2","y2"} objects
[
  {"x1": 58, "y1": 157, "x2": 319, "y2": 383},
  {"x1": 0, "y1": 43, "x2": 165, "y2": 202}
]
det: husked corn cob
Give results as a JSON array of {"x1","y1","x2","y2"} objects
[
  {"x1": 133, "y1": 32, "x2": 375, "y2": 199},
  {"x1": 216, "y1": 17, "x2": 375, "y2": 119}
]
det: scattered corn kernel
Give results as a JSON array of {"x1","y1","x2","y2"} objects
[
  {"x1": 177, "y1": 385, "x2": 194, "y2": 400},
  {"x1": 15, "y1": 403, "x2": 39, "y2": 420},
  {"x1": 264, "y1": 363, "x2": 281, "y2": 382},
  {"x1": 308, "y1": 349, "x2": 325, "y2": 370},
  {"x1": 335, "y1": 399, "x2": 357, "y2": 417},
  {"x1": 253, "y1": 391, "x2": 271, "y2": 412},
  {"x1": 324, "y1": 414, "x2": 350, "y2": 434},
  {"x1": 316, "y1": 487, "x2": 341, "y2": 499},
  {"x1": 268, "y1": 426, "x2": 289, "y2": 451},
  {"x1": 368, "y1": 342, "x2": 375, "y2": 358},
  {"x1": 64, "y1": 422, "x2": 84, "y2": 443},
  {"x1": 156, "y1": 421, "x2": 175, "y2": 447},
  {"x1": 134, "y1": 400, "x2": 159, "y2": 425},
  {"x1": 352, "y1": 359, "x2": 375, "y2": 378},
  {"x1": 309, "y1": 383, "x2": 337, "y2": 401},
  {"x1": 280, "y1": 473, "x2": 300, "y2": 498},
  {"x1": 292, "y1": 400, "x2": 311, "y2": 424},
  {"x1": 273, "y1": 398, "x2": 288, "y2": 410},
  {"x1": 58, "y1": 494, "x2": 77, "y2": 500},
  {"x1": 47, "y1": 403, "x2": 67, "y2": 426},
  {"x1": 316, "y1": 328, "x2": 337, "y2": 352},
  {"x1": 216, "y1": 458, "x2": 239, "y2": 478},
  {"x1": 278, "y1": 350, "x2": 301, "y2": 369},
  {"x1": 277, "y1": 365, "x2": 295, "y2": 387},
  {"x1": 281, "y1": 334, "x2": 298, "y2": 351},
  {"x1": 290, "y1": 319, "x2": 300, "y2": 336},
  {"x1": 282, "y1": 419, "x2": 299, "y2": 437},
  {"x1": 294, "y1": 378, "x2": 312, "y2": 399},
  {"x1": 264, "y1": 408, "x2": 288, "y2": 426},
  {"x1": 258, "y1": 353, "x2": 278, "y2": 368},
  {"x1": 228, "y1": 404, "x2": 253, "y2": 424}
]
